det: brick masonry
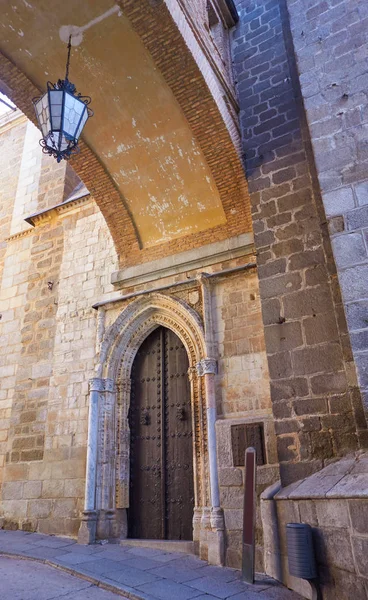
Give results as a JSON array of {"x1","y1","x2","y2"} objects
[
  {"x1": 284, "y1": 0, "x2": 368, "y2": 422},
  {"x1": 232, "y1": 0, "x2": 368, "y2": 485}
]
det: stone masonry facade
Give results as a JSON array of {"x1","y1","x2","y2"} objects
[
  {"x1": 0, "y1": 112, "x2": 277, "y2": 569},
  {"x1": 0, "y1": 1, "x2": 368, "y2": 596},
  {"x1": 285, "y1": 0, "x2": 368, "y2": 429},
  {"x1": 232, "y1": 0, "x2": 368, "y2": 486}
]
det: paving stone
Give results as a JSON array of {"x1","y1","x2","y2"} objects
[
  {"x1": 188, "y1": 596, "x2": 222, "y2": 600},
  {"x1": 97, "y1": 548, "x2": 134, "y2": 562},
  {"x1": 259, "y1": 588, "x2": 302, "y2": 599},
  {"x1": 162, "y1": 555, "x2": 207, "y2": 569},
  {"x1": 186, "y1": 576, "x2": 252, "y2": 599},
  {"x1": 74, "y1": 558, "x2": 127, "y2": 576},
  {"x1": 103, "y1": 564, "x2": 160, "y2": 587},
  {"x1": 64, "y1": 586, "x2": 123, "y2": 600},
  {"x1": 32, "y1": 538, "x2": 76, "y2": 549},
  {"x1": 143, "y1": 553, "x2": 182, "y2": 564},
  {"x1": 223, "y1": 592, "x2": 262, "y2": 600},
  {"x1": 119, "y1": 556, "x2": 166, "y2": 570},
  {"x1": 137, "y1": 579, "x2": 201, "y2": 600},
  {"x1": 18, "y1": 546, "x2": 70, "y2": 560},
  {"x1": 58, "y1": 544, "x2": 105, "y2": 555},
  {"x1": 55, "y1": 552, "x2": 110, "y2": 566},
  {"x1": 192, "y1": 565, "x2": 240, "y2": 582},
  {"x1": 0, "y1": 532, "x2": 303, "y2": 600},
  {"x1": 148, "y1": 564, "x2": 207, "y2": 583},
  {"x1": 125, "y1": 547, "x2": 166, "y2": 558}
]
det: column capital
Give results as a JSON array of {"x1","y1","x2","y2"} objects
[
  {"x1": 89, "y1": 378, "x2": 116, "y2": 393},
  {"x1": 196, "y1": 358, "x2": 217, "y2": 376}
]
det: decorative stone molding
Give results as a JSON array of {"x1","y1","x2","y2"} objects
[
  {"x1": 187, "y1": 366, "x2": 197, "y2": 381},
  {"x1": 98, "y1": 293, "x2": 206, "y2": 380},
  {"x1": 24, "y1": 193, "x2": 91, "y2": 228},
  {"x1": 89, "y1": 378, "x2": 115, "y2": 393},
  {"x1": 80, "y1": 292, "x2": 223, "y2": 563},
  {"x1": 210, "y1": 507, "x2": 225, "y2": 531},
  {"x1": 89, "y1": 378, "x2": 105, "y2": 393},
  {"x1": 111, "y1": 233, "x2": 254, "y2": 289},
  {"x1": 197, "y1": 358, "x2": 218, "y2": 376},
  {"x1": 5, "y1": 227, "x2": 34, "y2": 243}
]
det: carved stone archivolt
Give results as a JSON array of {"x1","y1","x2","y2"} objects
[{"x1": 82, "y1": 292, "x2": 222, "y2": 559}]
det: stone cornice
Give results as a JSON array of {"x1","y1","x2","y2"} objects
[
  {"x1": 112, "y1": 233, "x2": 254, "y2": 289},
  {"x1": 5, "y1": 227, "x2": 34, "y2": 243},
  {"x1": 5, "y1": 194, "x2": 93, "y2": 243},
  {"x1": 24, "y1": 194, "x2": 92, "y2": 227}
]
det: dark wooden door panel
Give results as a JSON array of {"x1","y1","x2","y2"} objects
[
  {"x1": 164, "y1": 328, "x2": 194, "y2": 540},
  {"x1": 128, "y1": 326, "x2": 194, "y2": 540},
  {"x1": 128, "y1": 328, "x2": 163, "y2": 539}
]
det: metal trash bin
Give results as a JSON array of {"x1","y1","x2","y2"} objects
[{"x1": 286, "y1": 523, "x2": 317, "y2": 580}]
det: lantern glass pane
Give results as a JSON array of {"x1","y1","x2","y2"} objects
[
  {"x1": 75, "y1": 106, "x2": 88, "y2": 141},
  {"x1": 49, "y1": 131, "x2": 69, "y2": 152},
  {"x1": 49, "y1": 90, "x2": 63, "y2": 130},
  {"x1": 35, "y1": 93, "x2": 50, "y2": 138},
  {"x1": 62, "y1": 92, "x2": 85, "y2": 139}
]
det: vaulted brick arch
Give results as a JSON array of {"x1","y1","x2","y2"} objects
[{"x1": 0, "y1": 0, "x2": 252, "y2": 268}]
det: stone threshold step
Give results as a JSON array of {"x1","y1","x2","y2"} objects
[{"x1": 119, "y1": 538, "x2": 195, "y2": 554}]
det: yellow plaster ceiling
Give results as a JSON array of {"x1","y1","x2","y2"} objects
[{"x1": 1, "y1": 0, "x2": 226, "y2": 247}]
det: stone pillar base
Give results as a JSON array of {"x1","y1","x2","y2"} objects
[
  {"x1": 207, "y1": 529, "x2": 225, "y2": 566},
  {"x1": 197, "y1": 506, "x2": 225, "y2": 566},
  {"x1": 109, "y1": 508, "x2": 128, "y2": 540},
  {"x1": 78, "y1": 510, "x2": 97, "y2": 545},
  {"x1": 96, "y1": 509, "x2": 115, "y2": 540},
  {"x1": 208, "y1": 507, "x2": 225, "y2": 566}
]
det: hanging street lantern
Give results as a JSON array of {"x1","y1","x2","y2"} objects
[{"x1": 33, "y1": 36, "x2": 93, "y2": 163}]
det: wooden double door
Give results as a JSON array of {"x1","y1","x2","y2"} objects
[{"x1": 128, "y1": 326, "x2": 194, "y2": 540}]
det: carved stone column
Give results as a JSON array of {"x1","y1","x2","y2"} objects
[
  {"x1": 196, "y1": 272, "x2": 225, "y2": 565},
  {"x1": 116, "y1": 378, "x2": 131, "y2": 510},
  {"x1": 78, "y1": 377, "x2": 104, "y2": 544},
  {"x1": 96, "y1": 378, "x2": 116, "y2": 540},
  {"x1": 197, "y1": 358, "x2": 225, "y2": 566}
]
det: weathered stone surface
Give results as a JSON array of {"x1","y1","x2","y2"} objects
[
  {"x1": 351, "y1": 536, "x2": 368, "y2": 577},
  {"x1": 218, "y1": 468, "x2": 242, "y2": 487},
  {"x1": 315, "y1": 499, "x2": 350, "y2": 528},
  {"x1": 349, "y1": 499, "x2": 368, "y2": 534}
]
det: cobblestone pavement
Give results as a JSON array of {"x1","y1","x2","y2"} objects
[{"x1": 0, "y1": 530, "x2": 304, "y2": 600}]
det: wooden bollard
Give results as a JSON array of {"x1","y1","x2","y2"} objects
[{"x1": 242, "y1": 446, "x2": 256, "y2": 583}]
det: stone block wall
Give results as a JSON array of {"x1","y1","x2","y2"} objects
[
  {"x1": 0, "y1": 111, "x2": 119, "y2": 531},
  {"x1": 0, "y1": 197, "x2": 118, "y2": 534},
  {"x1": 217, "y1": 417, "x2": 279, "y2": 570},
  {"x1": 1, "y1": 113, "x2": 277, "y2": 552},
  {"x1": 0, "y1": 115, "x2": 27, "y2": 282},
  {"x1": 285, "y1": 0, "x2": 368, "y2": 419},
  {"x1": 212, "y1": 268, "x2": 279, "y2": 569},
  {"x1": 232, "y1": 0, "x2": 367, "y2": 485},
  {"x1": 262, "y1": 453, "x2": 368, "y2": 599},
  {"x1": 214, "y1": 269, "x2": 271, "y2": 416}
]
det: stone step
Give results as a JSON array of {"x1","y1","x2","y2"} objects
[{"x1": 119, "y1": 539, "x2": 195, "y2": 554}]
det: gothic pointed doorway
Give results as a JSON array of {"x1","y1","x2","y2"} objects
[{"x1": 128, "y1": 326, "x2": 195, "y2": 540}]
